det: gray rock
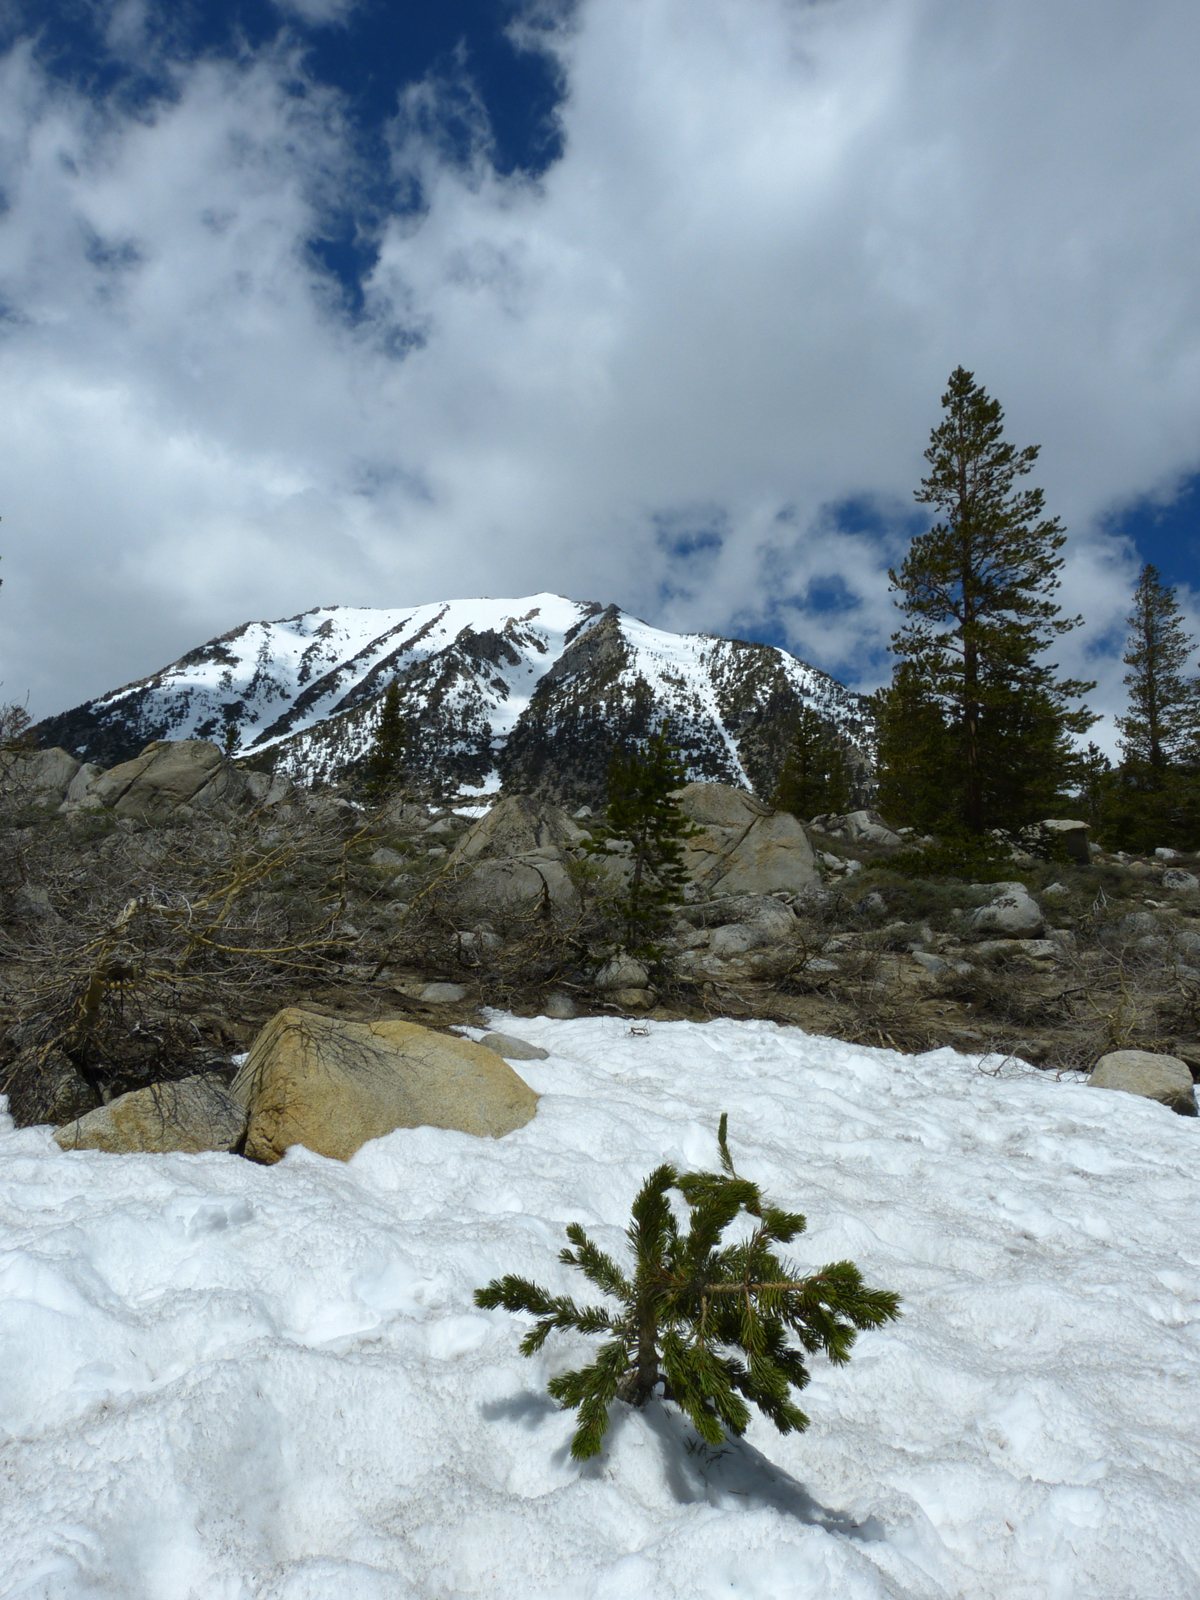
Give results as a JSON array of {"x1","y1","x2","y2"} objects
[
  {"x1": 1039, "y1": 819, "x2": 1090, "y2": 864},
  {"x1": 595, "y1": 954, "x2": 650, "y2": 990},
  {"x1": 967, "y1": 884, "x2": 1044, "y2": 939},
  {"x1": 419, "y1": 982, "x2": 468, "y2": 1003},
  {"x1": 609, "y1": 987, "x2": 656, "y2": 1010},
  {"x1": 2, "y1": 747, "x2": 82, "y2": 806},
  {"x1": 451, "y1": 794, "x2": 586, "y2": 864},
  {"x1": 841, "y1": 809, "x2": 904, "y2": 848},
  {"x1": 449, "y1": 854, "x2": 582, "y2": 923},
  {"x1": 370, "y1": 847, "x2": 406, "y2": 869},
  {"x1": 1089, "y1": 1050, "x2": 1197, "y2": 1116},
  {"x1": 542, "y1": 992, "x2": 579, "y2": 1019},
  {"x1": 1119, "y1": 911, "x2": 1162, "y2": 939},
  {"x1": 911, "y1": 950, "x2": 947, "y2": 974},
  {"x1": 1155, "y1": 848, "x2": 1182, "y2": 861},
  {"x1": 65, "y1": 761, "x2": 104, "y2": 803},
  {"x1": 12, "y1": 883, "x2": 60, "y2": 921},
  {"x1": 1042, "y1": 881, "x2": 1071, "y2": 900},
  {"x1": 1162, "y1": 868, "x2": 1200, "y2": 892},
  {"x1": 89, "y1": 740, "x2": 251, "y2": 823},
  {"x1": 6, "y1": 1048, "x2": 99, "y2": 1127},
  {"x1": 675, "y1": 783, "x2": 819, "y2": 897},
  {"x1": 709, "y1": 924, "x2": 758, "y2": 957},
  {"x1": 479, "y1": 1032, "x2": 550, "y2": 1061},
  {"x1": 242, "y1": 770, "x2": 295, "y2": 806},
  {"x1": 56, "y1": 1076, "x2": 247, "y2": 1154}
]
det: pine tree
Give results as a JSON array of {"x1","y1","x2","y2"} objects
[
  {"x1": 475, "y1": 1116, "x2": 900, "y2": 1461},
  {"x1": 771, "y1": 707, "x2": 851, "y2": 820},
  {"x1": 1117, "y1": 565, "x2": 1198, "y2": 771},
  {"x1": 361, "y1": 682, "x2": 409, "y2": 800},
  {"x1": 584, "y1": 724, "x2": 701, "y2": 956},
  {"x1": 872, "y1": 662, "x2": 954, "y2": 833},
  {"x1": 887, "y1": 367, "x2": 1095, "y2": 835}
]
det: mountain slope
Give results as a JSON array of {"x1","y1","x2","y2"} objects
[{"x1": 35, "y1": 594, "x2": 874, "y2": 803}]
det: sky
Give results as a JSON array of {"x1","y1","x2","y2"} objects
[{"x1": 2, "y1": 0, "x2": 1199, "y2": 746}]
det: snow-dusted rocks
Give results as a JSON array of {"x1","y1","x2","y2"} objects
[
  {"x1": 966, "y1": 882, "x2": 1045, "y2": 939},
  {"x1": 1089, "y1": 1050, "x2": 1198, "y2": 1116},
  {"x1": 676, "y1": 782, "x2": 819, "y2": 896},
  {"x1": 231, "y1": 1009, "x2": 538, "y2": 1163},
  {"x1": 55, "y1": 1076, "x2": 247, "y2": 1154}
]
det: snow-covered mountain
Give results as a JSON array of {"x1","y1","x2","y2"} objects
[{"x1": 35, "y1": 594, "x2": 875, "y2": 803}]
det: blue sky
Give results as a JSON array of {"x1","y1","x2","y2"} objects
[{"x1": 2, "y1": 0, "x2": 1199, "y2": 747}]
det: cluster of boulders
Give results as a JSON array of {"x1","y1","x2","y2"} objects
[
  {"x1": 54, "y1": 1009, "x2": 543, "y2": 1159},
  {"x1": 5, "y1": 739, "x2": 295, "y2": 821}
]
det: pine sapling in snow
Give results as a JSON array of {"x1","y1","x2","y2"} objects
[{"x1": 475, "y1": 1116, "x2": 901, "y2": 1460}]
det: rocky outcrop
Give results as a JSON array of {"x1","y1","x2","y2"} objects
[
  {"x1": 451, "y1": 795, "x2": 586, "y2": 862},
  {"x1": 231, "y1": 1008, "x2": 538, "y2": 1163},
  {"x1": 1038, "y1": 819, "x2": 1090, "y2": 864},
  {"x1": 675, "y1": 783, "x2": 819, "y2": 896},
  {"x1": 55, "y1": 1076, "x2": 247, "y2": 1153},
  {"x1": 1, "y1": 747, "x2": 85, "y2": 808},
  {"x1": 444, "y1": 795, "x2": 586, "y2": 923},
  {"x1": 1088, "y1": 1051, "x2": 1197, "y2": 1116},
  {"x1": 89, "y1": 740, "x2": 251, "y2": 822}
]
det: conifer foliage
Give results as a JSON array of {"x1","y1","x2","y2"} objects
[
  {"x1": 1117, "y1": 564, "x2": 1198, "y2": 771},
  {"x1": 879, "y1": 367, "x2": 1094, "y2": 835},
  {"x1": 584, "y1": 724, "x2": 701, "y2": 956},
  {"x1": 475, "y1": 1116, "x2": 901, "y2": 1461},
  {"x1": 360, "y1": 682, "x2": 409, "y2": 800},
  {"x1": 771, "y1": 707, "x2": 851, "y2": 820}
]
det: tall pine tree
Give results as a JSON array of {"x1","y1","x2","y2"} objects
[
  {"x1": 361, "y1": 682, "x2": 409, "y2": 800},
  {"x1": 881, "y1": 366, "x2": 1094, "y2": 835},
  {"x1": 1116, "y1": 564, "x2": 1198, "y2": 771},
  {"x1": 771, "y1": 707, "x2": 851, "y2": 820}
]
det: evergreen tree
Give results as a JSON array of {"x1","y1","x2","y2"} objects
[
  {"x1": 886, "y1": 366, "x2": 1094, "y2": 834},
  {"x1": 476, "y1": 1116, "x2": 900, "y2": 1461},
  {"x1": 584, "y1": 724, "x2": 701, "y2": 956},
  {"x1": 771, "y1": 708, "x2": 851, "y2": 819},
  {"x1": 361, "y1": 682, "x2": 409, "y2": 800},
  {"x1": 872, "y1": 661, "x2": 954, "y2": 833},
  {"x1": 1116, "y1": 564, "x2": 1198, "y2": 770}
]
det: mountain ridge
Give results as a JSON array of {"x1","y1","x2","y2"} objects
[{"x1": 34, "y1": 594, "x2": 875, "y2": 805}]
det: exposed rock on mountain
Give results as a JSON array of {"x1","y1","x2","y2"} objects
[{"x1": 35, "y1": 593, "x2": 874, "y2": 805}]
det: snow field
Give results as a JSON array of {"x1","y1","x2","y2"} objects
[{"x1": 2, "y1": 1017, "x2": 1199, "y2": 1599}]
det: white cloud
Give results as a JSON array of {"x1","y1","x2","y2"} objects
[{"x1": 1, "y1": 0, "x2": 1199, "y2": 741}]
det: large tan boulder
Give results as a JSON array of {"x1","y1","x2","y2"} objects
[
  {"x1": 675, "y1": 782, "x2": 819, "y2": 896},
  {"x1": 55, "y1": 1076, "x2": 247, "y2": 1154},
  {"x1": 231, "y1": 1008, "x2": 538, "y2": 1163},
  {"x1": 1089, "y1": 1050, "x2": 1197, "y2": 1116},
  {"x1": 89, "y1": 740, "x2": 250, "y2": 822}
]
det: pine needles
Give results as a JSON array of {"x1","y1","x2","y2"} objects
[{"x1": 475, "y1": 1115, "x2": 901, "y2": 1460}]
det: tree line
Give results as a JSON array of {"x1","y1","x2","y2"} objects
[{"x1": 773, "y1": 366, "x2": 1200, "y2": 855}]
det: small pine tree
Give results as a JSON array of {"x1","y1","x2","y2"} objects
[
  {"x1": 475, "y1": 1116, "x2": 900, "y2": 1460},
  {"x1": 1117, "y1": 564, "x2": 1199, "y2": 771},
  {"x1": 872, "y1": 662, "x2": 954, "y2": 833},
  {"x1": 361, "y1": 682, "x2": 409, "y2": 800},
  {"x1": 584, "y1": 723, "x2": 701, "y2": 956},
  {"x1": 771, "y1": 708, "x2": 851, "y2": 819}
]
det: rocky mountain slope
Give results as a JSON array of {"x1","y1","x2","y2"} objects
[{"x1": 34, "y1": 593, "x2": 874, "y2": 803}]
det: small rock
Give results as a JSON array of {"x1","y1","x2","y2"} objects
[
  {"x1": 1162, "y1": 868, "x2": 1200, "y2": 892},
  {"x1": 370, "y1": 847, "x2": 405, "y2": 869},
  {"x1": 1089, "y1": 1050, "x2": 1197, "y2": 1116},
  {"x1": 542, "y1": 992, "x2": 578, "y2": 1019},
  {"x1": 594, "y1": 954, "x2": 649, "y2": 991},
  {"x1": 479, "y1": 1032, "x2": 550, "y2": 1061},
  {"x1": 610, "y1": 987, "x2": 656, "y2": 1010},
  {"x1": 420, "y1": 982, "x2": 467, "y2": 1003},
  {"x1": 1039, "y1": 819, "x2": 1090, "y2": 864},
  {"x1": 1043, "y1": 882, "x2": 1071, "y2": 900},
  {"x1": 911, "y1": 950, "x2": 947, "y2": 974},
  {"x1": 967, "y1": 884, "x2": 1044, "y2": 939},
  {"x1": 1155, "y1": 847, "x2": 1183, "y2": 860}
]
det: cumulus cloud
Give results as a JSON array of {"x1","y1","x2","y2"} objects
[{"x1": 1, "y1": 0, "x2": 1199, "y2": 745}]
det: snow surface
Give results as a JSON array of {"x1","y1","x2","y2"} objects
[{"x1": 3, "y1": 1018, "x2": 1199, "y2": 1599}]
